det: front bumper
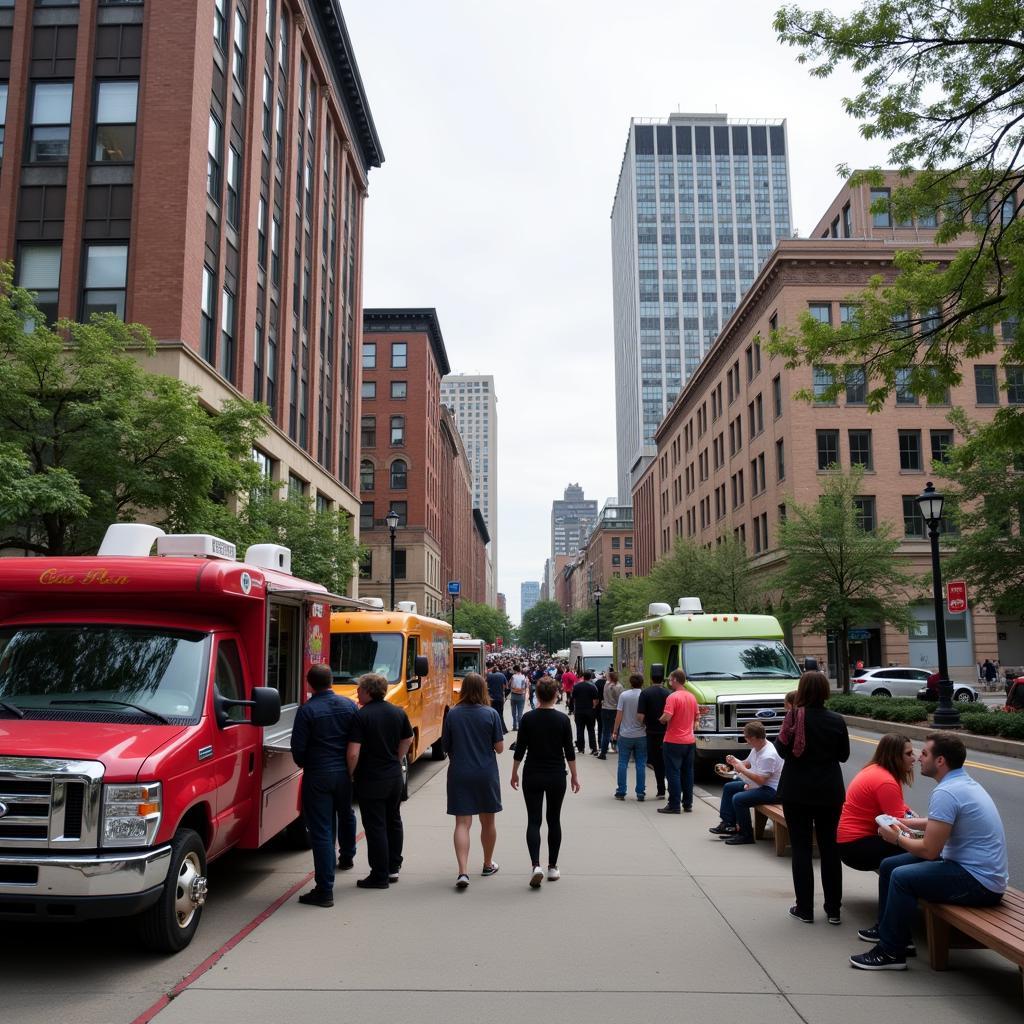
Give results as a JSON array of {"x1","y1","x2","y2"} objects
[
  {"x1": 0, "y1": 845, "x2": 171, "y2": 920},
  {"x1": 695, "y1": 732, "x2": 778, "y2": 756}
]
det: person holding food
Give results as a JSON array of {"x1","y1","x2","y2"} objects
[{"x1": 708, "y1": 721, "x2": 783, "y2": 844}]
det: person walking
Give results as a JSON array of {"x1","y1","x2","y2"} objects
[
  {"x1": 443, "y1": 672, "x2": 504, "y2": 889},
  {"x1": 775, "y1": 669, "x2": 850, "y2": 925},
  {"x1": 290, "y1": 663, "x2": 358, "y2": 908},
  {"x1": 598, "y1": 670, "x2": 623, "y2": 758},
  {"x1": 572, "y1": 671, "x2": 600, "y2": 754},
  {"x1": 611, "y1": 673, "x2": 648, "y2": 801},
  {"x1": 659, "y1": 669, "x2": 699, "y2": 814},
  {"x1": 345, "y1": 673, "x2": 414, "y2": 889},
  {"x1": 510, "y1": 677, "x2": 580, "y2": 888},
  {"x1": 508, "y1": 664, "x2": 529, "y2": 730},
  {"x1": 485, "y1": 660, "x2": 509, "y2": 734},
  {"x1": 637, "y1": 673, "x2": 670, "y2": 799}
]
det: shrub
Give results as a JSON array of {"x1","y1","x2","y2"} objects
[{"x1": 827, "y1": 695, "x2": 931, "y2": 722}]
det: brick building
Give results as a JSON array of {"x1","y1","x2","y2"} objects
[
  {"x1": 633, "y1": 176, "x2": 1021, "y2": 679},
  {"x1": 358, "y1": 309, "x2": 487, "y2": 617},
  {"x1": 0, "y1": 0, "x2": 383, "y2": 525}
]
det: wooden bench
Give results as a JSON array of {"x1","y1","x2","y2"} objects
[
  {"x1": 921, "y1": 886, "x2": 1024, "y2": 994},
  {"x1": 753, "y1": 803, "x2": 789, "y2": 856}
]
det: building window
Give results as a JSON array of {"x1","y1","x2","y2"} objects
[
  {"x1": 360, "y1": 501, "x2": 374, "y2": 530},
  {"x1": 870, "y1": 187, "x2": 891, "y2": 227},
  {"x1": 225, "y1": 145, "x2": 241, "y2": 228},
  {"x1": 391, "y1": 380, "x2": 407, "y2": 399},
  {"x1": 390, "y1": 458, "x2": 407, "y2": 489},
  {"x1": 362, "y1": 342, "x2": 376, "y2": 369},
  {"x1": 220, "y1": 287, "x2": 235, "y2": 381},
  {"x1": 288, "y1": 473, "x2": 306, "y2": 498},
  {"x1": 252, "y1": 448, "x2": 274, "y2": 480},
  {"x1": 974, "y1": 364, "x2": 998, "y2": 404},
  {"x1": 624, "y1": 555, "x2": 633, "y2": 567},
  {"x1": 262, "y1": 72, "x2": 272, "y2": 139},
  {"x1": 360, "y1": 459, "x2": 374, "y2": 491},
  {"x1": 611, "y1": 536, "x2": 620, "y2": 548},
  {"x1": 82, "y1": 243, "x2": 128, "y2": 320},
  {"x1": 17, "y1": 245, "x2": 61, "y2": 323},
  {"x1": 232, "y1": 9, "x2": 247, "y2": 86},
  {"x1": 390, "y1": 415, "x2": 405, "y2": 446},
  {"x1": 848, "y1": 429, "x2": 873, "y2": 469},
  {"x1": 207, "y1": 113, "x2": 222, "y2": 200},
  {"x1": 93, "y1": 80, "x2": 138, "y2": 163},
  {"x1": 775, "y1": 438, "x2": 785, "y2": 481},
  {"x1": 625, "y1": 536, "x2": 633, "y2": 547},
  {"x1": 270, "y1": 211, "x2": 281, "y2": 285},
  {"x1": 812, "y1": 366, "x2": 834, "y2": 403},
  {"x1": 898, "y1": 429, "x2": 922, "y2": 471},
  {"x1": 808, "y1": 303, "x2": 832, "y2": 326},
  {"x1": 201, "y1": 265, "x2": 216, "y2": 363},
  {"x1": 257, "y1": 197, "x2": 267, "y2": 267},
  {"x1": 394, "y1": 549, "x2": 407, "y2": 580},
  {"x1": 391, "y1": 341, "x2": 407, "y2": 368},
  {"x1": 361, "y1": 381, "x2": 376, "y2": 400},
  {"x1": 359, "y1": 550, "x2": 372, "y2": 579},
  {"x1": 772, "y1": 374, "x2": 782, "y2": 418},
  {"x1": 29, "y1": 82, "x2": 73, "y2": 163},
  {"x1": 845, "y1": 366, "x2": 866, "y2": 404},
  {"x1": 842, "y1": 201, "x2": 852, "y2": 237},
  {"x1": 816, "y1": 429, "x2": 839, "y2": 470},
  {"x1": 930, "y1": 430, "x2": 954, "y2": 465},
  {"x1": 214, "y1": 0, "x2": 227, "y2": 48},
  {"x1": 902, "y1": 495, "x2": 925, "y2": 537},
  {"x1": 0, "y1": 82, "x2": 7, "y2": 159},
  {"x1": 611, "y1": 554, "x2": 620, "y2": 566},
  {"x1": 360, "y1": 416, "x2": 375, "y2": 448},
  {"x1": 1006, "y1": 366, "x2": 1024, "y2": 405},
  {"x1": 390, "y1": 501, "x2": 407, "y2": 527},
  {"x1": 853, "y1": 496, "x2": 876, "y2": 532},
  {"x1": 895, "y1": 368, "x2": 917, "y2": 405}
]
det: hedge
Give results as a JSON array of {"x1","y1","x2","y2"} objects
[{"x1": 826, "y1": 694, "x2": 1024, "y2": 740}]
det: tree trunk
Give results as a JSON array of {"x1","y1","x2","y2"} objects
[{"x1": 839, "y1": 620, "x2": 851, "y2": 695}]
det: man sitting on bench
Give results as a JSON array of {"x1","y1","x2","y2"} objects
[
  {"x1": 708, "y1": 721, "x2": 782, "y2": 845},
  {"x1": 850, "y1": 733, "x2": 1008, "y2": 971}
]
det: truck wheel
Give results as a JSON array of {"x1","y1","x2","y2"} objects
[
  {"x1": 401, "y1": 755, "x2": 410, "y2": 801},
  {"x1": 284, "y1": 815, "x2": 312, "y2": 849},
  {"x1": 430, "y1": 737, "x2": 447, "y2": 761},
  {"x1": 137, "y1": 828, "x2": 208, "y2": 954}
]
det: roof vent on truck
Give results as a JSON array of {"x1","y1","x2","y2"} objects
[
  {"x1": 647, "y1": 602, "x2": 672, "y2": 617},
  {"x1": 98, "y1": 523, "x2": 167, "y2": 557},
  {"x1": 363, "y1": 597, "x2": 385, "y2": 610},
  {"x1": 396, "y1": 601, "x2": 417, "y2": 613},
  {"x1": 244, "y1": 543, "x2": 291, "y2": 575},
  {"x1": 675, "y1": 597, "x2": 703, "y2": 615},
  {"x1": 156, "y1": 533, "x2": 237, "y2": 560}
]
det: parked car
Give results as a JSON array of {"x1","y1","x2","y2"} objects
[{"x1": 851, "y1": 666, "x2": 978, "y2": 703}]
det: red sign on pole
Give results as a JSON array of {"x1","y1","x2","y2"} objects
[{"x1": 946, "y1": 580, "x2": 968, "y2": 614}]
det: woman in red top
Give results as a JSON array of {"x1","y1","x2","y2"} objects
[{"x1": 837, "y1": 733, "x2": 915, "y2": 872}]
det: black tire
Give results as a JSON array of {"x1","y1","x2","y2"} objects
[
  {"x1": 871, "y1": 688, "x2": 892, "y2": 698},
  {"x1": 283, "y1": 814, "x2": 312, "y2": 849},
  {"x1": 400, "y1": 754, "x2": 410, "y2": 801},
  {"x1": 430, "y1": 737, "x2": 446, "y2": 761},
  {"x1": 137, "y1": 828, "x2": 207, "y2": 954},
  {"x1": 953, "y1": 689, "x2": 973, "y2": 703}
]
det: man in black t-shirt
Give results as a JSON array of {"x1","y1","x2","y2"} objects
[
  {"x1": 485, "y1": 661, "x2": 509, "y2": 733},
  {"x1": 347, "y1": 673, "x2": 414, "y2": 889},
  {"x1": 637, "y1": 680, "x2": 670, "y2": 799},
  {"x1": 572, "y1": 672, "x2": 600, "y2": 754}
]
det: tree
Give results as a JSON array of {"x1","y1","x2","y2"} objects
[
  {"x1": 0, "y1": 266, "x2": 266, "y2": 555},
  {"x1": 518, "y1": 600, "x2": 567, "y2": 651},
  {"x1": 774, "y1": 468, "x2": 917, "y2": 692},
  {"x1": 451, "y1": 599, "x2": 513, "y2": 645},
  {"x1": 772, "y1": 2, "x2": 1024, "y2": 449},
  {"x1": 938, "y1": 409, "x2": 1024, "y2": 616}
]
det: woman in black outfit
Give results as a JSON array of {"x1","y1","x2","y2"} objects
[
  {"x1": 510, "y1": 677, "x2": 580, "y2": 888},
  {"x1": 775, "y1": 670, "x2": 850, "y2": 925}
]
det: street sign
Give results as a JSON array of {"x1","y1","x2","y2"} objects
[
  {"x1": 447, "y1": 580, "x2": 461, "y2": 595},
  {"x1": 946, "y1": 579, "x2": 967, "y2": 614},
  {"x1": 849, "y1": 628, "x2": 871, "y2": 641}
]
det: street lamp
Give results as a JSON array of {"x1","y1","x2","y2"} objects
[
  {"x1": 385, "y1": 508, "x2": 400, "y2": 611},
  {"x1": 916, "y1": 481, "x2": 961, "y2": 729},
  {"x1": 593, "y1": 586, "x2": 603, "y2": 642}
]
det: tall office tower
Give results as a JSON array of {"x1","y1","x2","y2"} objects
[
  {"x1": 441, "y1": 374, "x2": 498, "y2": 601},
  {"x1": 611, "y1": 114, "x2": 791, "y2": 501},
  {"x1": 551, "y1": 483, "x2": 598, "y2": 560},
  {"x1": 520, "y1": 581, "x2": 540, "y2": 617},
  {"x1": 0, "y1": 0, "x2": 382, "y2": 529}
]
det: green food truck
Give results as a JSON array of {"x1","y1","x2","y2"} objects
[{"x1": 613, "y1": 597, "x2": 806, "y2": 768}]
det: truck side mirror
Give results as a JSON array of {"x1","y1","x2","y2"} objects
[
  {"x1": 214, "y1": 686, "x2": 281, "y2": 729},
  {"x1": 802, "y1": 657, "x2": 818, "y2": 672},
  {"x1": 651, "y1": 663, "x2": 665, "y2": 683},
  {"x1": 415, "y1": 654, "x2": 430, "y2": 678}
]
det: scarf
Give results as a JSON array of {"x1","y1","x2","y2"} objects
[{"x1": 778, "y1": 707, "x2": 806, "y2": 758}]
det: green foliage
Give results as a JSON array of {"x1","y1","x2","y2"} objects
[
  {"x1": 452, "y1": 599, "x2": 513, "y2": 645},
  {"x1": 518, "y1": 600, "x2": 568, "y2": 650},
  {"x1": 775, "y1": 467, "x2": 918, "y2": 692},
  {"x1": 827, "y1": 694, "x2": 933, "y2": 723},
  {"x1": 0, "y1": 264, "x2": 266, "y2": 555}
]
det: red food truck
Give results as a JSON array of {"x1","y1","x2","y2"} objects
[{"x1": 0, "y1": 523, "x2": 369, "y2": 952}]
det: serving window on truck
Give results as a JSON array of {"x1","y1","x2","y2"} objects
[{"x1": 267, "y1": 603, "x2": 301, "y2": 706}]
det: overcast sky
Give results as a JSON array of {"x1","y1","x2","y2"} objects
[{"x1": 344, "y1": 0, "x2": 890, "y2": 623}]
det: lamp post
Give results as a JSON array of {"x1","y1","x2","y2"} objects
[
  {"x1": 916, "y1": 482, "x2": 961, "y2": 729},
  {"x1": 593, "y1": 585, "x2": 603, "y2": 642},
  {"x1": 385, "y1": 508, "x2": 399, "y2": 611}
]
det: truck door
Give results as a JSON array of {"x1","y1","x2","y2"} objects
[{"x1": 405, "y1": 633, "x2": 423, "y2": 756}]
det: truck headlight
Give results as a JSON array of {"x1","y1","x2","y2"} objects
[
  {"x1": 102, "y1": 783, "x2": 162, "y2": 847},
  {"x1": 697, "y1": 704, "x2": 716, "y2": 731}
]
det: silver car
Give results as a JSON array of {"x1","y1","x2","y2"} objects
[{"x1": 851, "y1": 666, "x2": 978, "y2": 702}]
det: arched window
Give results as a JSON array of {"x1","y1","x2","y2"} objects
[
  {"x1": 390, "y1": 458, "x2": 407, "y2": 490},
  {"x1": 360, "y1": 459, "x2": 374, "y2": 491}
]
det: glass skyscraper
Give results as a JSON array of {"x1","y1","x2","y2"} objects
[{"x1": 612, "y1": 114, "x2": 791, "y2": 502}]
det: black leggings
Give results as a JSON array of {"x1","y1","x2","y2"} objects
[
  {"x1": 523, "y1": 773, "x2": 567, "y2": 868},
  {"x1": 782, "y1": 801, "x2": 843, "y2": 919},
  {"x1": 838, "y1": 835, "x2": 893, "y2": 872}
]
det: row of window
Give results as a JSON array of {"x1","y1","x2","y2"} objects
[
  {"x1": 363, "y1": 341, "x2": 407, "y2": 369},
  {"x1": 359, "y1": 548, "x2": 407, "y2": 581},
  {"x1": 812, "y1": 362, "x2": 1024, "y2": 406},
  {"x1": 361, "y1": 380, "x2": 408, "y2": 400},
  {"x1": 867, "y1": 186, "x2": 1016, "y2": 230},
  {"x1": 360, "y1": 501, "x2": 407, "y2": 531},
  {"x1": 360, "y1": 415, "x2": 405, "y2": 448},
  {"x1": 17, "y1": 242, "x2": 127, "y2": 322},
  {"x1": 360, "y1": 459, "x2": 408, "y2": 491},
  {"x1": 816, "y1": 428, "x2": 952, "y2": 472}
]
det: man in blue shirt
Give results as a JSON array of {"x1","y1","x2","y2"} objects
[
  {"x1": 851, "y1": 732, "x2": 1008, "y2": 970},
  {"x1": 290, "y1": 663, "x2": 358, "y2": 907}
]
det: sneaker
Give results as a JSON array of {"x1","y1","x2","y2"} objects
[
  {"x1": 388, "y1": 871, "x2": 400, "y2": 883},
  {"x1": 356, "y1": 876, "x2": 389, "y2": 889},
  {"x1": 298, "y1": 889, "x2": 334, "y2": 907},
  {"x1": 724, "y1": 835, "x2": 755, "y2": 845},
  {"x1": 337, "y1": 856, "x2": 354, "y2": 870},
  {"x1": 850, "y1": 945, "x2": 907, "y2": 971},
  {"x1": 597, "y1": 754, "x2": 607, "y2": 760},
  {"x1": 788, "y1": 905, "x2": 813, "y2": 924},
  {"x1": 827, "y1": 915, "x2": 841, "y2": 926},
  {"x1": 656, "y1": 790, "x2": 666, "y2": 798},
  {"x1": 455, "y1": 874, "x2": 470, "y2": 890},
  {"x1": 683, "y1": 806, "x2": 693, "y2": 813},
  {"x1": 657, "y1": 806, "x2": 680, "y2": 814},
  {"x1": 529, "y1": 866, "x2": 544, "y2": 889},
  {"x1": 857, "y1": 927, "x2": 916, "y2": 955},
  {"x1": 708, "y1": 823, "x2": 737, "y2": 836},
  {"x1": 547, "y1": 866, "x2": 560, "y2": 881},
  {"x1": 614, "y1": 792, "x2": 626, "y2": 800},
  {"x1": 481, "y1": 862, "x2": 500, "y2": 877},
  {"x1": 636, "y1": 794, "x2": 645, "y2": 802}
]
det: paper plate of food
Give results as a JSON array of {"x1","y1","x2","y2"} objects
[{"x1": 714, "y1": 763, "x2": 738, "y2": 780}]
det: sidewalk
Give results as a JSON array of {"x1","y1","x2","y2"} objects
[{"x1": 152, "y1": 745, "x2": 1022, "y2": 1024}]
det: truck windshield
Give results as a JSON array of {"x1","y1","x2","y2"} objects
[
  {"x1": 330, "y1": 633, "x2": 403, "y2": 684},
  {"x1": 453, "y1": 650, "x2": 482, "y2": 678},
  {"x1": 583, "y1": 656, "x2": 610, "y2": 673},
  {"x1": 682, "y1": 639, "x2": 800, "y2": 679},
  {"x1": 0, "y1": 625, "x2": 210, "y2": 720}
]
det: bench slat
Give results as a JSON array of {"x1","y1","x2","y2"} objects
[{"x1": 922, "y1": 889, "x2": 1024, "y2": 977}]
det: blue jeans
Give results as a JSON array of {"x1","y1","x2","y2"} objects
[
  {"x1": 302, "y1": 768, "x2": 353, "y2": 894},
  {"x1": 337, "y1": 804, "x2": 357, "y2": 861},
  {"x1": 599, "y1": 709, "x2": 617, "y2": 754},
  {"x1": 510, "y1": 694, "x2": 526, "y2": 729},
  {"x1": 662, "y1": 741, "x2": 695, "y2": 810},
  {"x1": 876, "y1": 853, "x2": 1003, "y2": 955},
  {"x1": 616, "y1": 735, "x2": 648, "y2": 797},
  {"x1": 718, "y1": 781, "x2": 776, "y2": 837}
]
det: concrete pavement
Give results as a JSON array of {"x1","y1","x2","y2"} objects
[{"x1": 151, "y1": 743, "x2": 1022, "y2": 1024}]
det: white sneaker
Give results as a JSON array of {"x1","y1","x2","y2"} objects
[
  {"x1": 529, "y1": 866, "x2": 544, "y2": 888},
  {"x1": 547, "y1": 866, "x2": 560, "y2": 881}
]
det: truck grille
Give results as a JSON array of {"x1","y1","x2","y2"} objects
[
  {"x1": 0, "y1": 758, "x2": 103, "y2": 850},
  {"x1": 719, "y1": 697, "x2": 788, "y2": 734}
]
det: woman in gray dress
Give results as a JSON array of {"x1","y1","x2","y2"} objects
[{"x1": 442, "y1": 672, "x2": 504, "y2": 890}]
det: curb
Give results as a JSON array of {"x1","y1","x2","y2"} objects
[{"x1": 840, "y1": 714, "x2": 1024, "y2": 760}]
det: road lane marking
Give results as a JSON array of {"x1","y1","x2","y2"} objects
[{"x1": 850, "y1": 733, "x2": 1024, "y2": 778}]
